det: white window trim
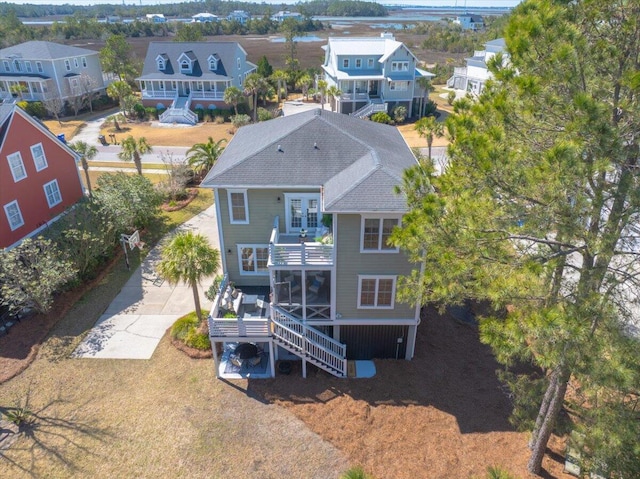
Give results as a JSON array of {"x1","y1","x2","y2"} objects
[
  {"x1": 43, "y1": 179, "x2": 62, "y2": 208},
  {"x1": 7, "y1": 152, "x2": 27, "y2": 182},
  {"x1": 357, "y1": 275, "x2": 397, "y2": 309},
  {"x1": 389, "y1": 81, "x2": 408, "y2": 92},
  {"x1": 13, "y1": 60, "x2": 21, "y2": 72},
  {"x1": 342, "y1": 58, "x2": 349, "y2": 68},
  {"x1": 36, "y1": 61, "x2": 43, "y2": 73},
  {"x1": 4, "y1": 200, "x2": 24, "y2": 231},
  {"x1": 30, "y1": 143, "x2": 48, "y2": 171},
  {"x1": 360, "y1": 215, "x2": 400, "y2": 253},
  {"x1": 227, "y1": 189, "x2": 249, "y2": 224},
  {"x1": 157, "y1": 58, "x2": 165, "y2": 70},
  {"x1": 237, "y1": 244, "x2": 270, "y2": 276},
  {"x1": 82, "y1": 57, "x2": 87, "y2": 68},
  {"x1": 3, "y1": 60, "x2": 9, "y2": 71},
  {"x1": 237, "y1": 58, "x2": 241, "y2": 70},
  {"x1": 74, "y1": 58, "x2": 79, "y2": 68},
  {"x1": 355, "y1": 58, "x2": 362, "y2": 69},
  {"x1": 25, "y1": 61, "x2": 32, "y2": 73},
  {"x1": 391, "y1": 61, "x2": 409, "y2": 72},
  {"x1": 64, "y1": 59, "x2": 71, "y2": 71},
  {"x1": 367, "y1": 58, "x2": 374, "y2": 69}
]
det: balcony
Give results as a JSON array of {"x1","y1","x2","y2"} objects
[{"x1": 267, "y1": 217, "x2": 334, "y2": 268}]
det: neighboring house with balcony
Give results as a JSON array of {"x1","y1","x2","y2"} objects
[
  {"x1": 453, "y1": 14, "x2": 484, "y2": 31},
  {"x1": 192, "y1": 13, "x2": 219, "y2": 23},
  {"x1": 271, "y1": 10, "x2": 303, "y2": 22},
  {"x1": 447, "y1": 38, "x2": 507, "y2": 95},
  {"x1": 137, "y1": 41, "x2": 256, "y2": 125},
  {"x1": 0, "y1": 103, "x2": 83, "y2": 249},
  {"x1": 146, "y1": 14, "x2": 167, "y2": 23},
  {"x1": 0, "y1": 41, "x2": 106, "y2": 104},
  {"x1": 226, "y1": 10, "x2": 250, "y2": 24},
  {"x1": 201, "y1": 108, "x2": 421, "y2": 379},
  {"x1": 321, "y1": 32, "x2": 434, "y2": 118}
]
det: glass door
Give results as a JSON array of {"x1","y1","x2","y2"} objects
[{"x1": 285, "y1": 194, "x2": 320, "y2": 234}]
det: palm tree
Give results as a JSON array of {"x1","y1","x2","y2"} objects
[
  {"x1": 157, "y1": 231, "x2": 220, "y2": 322},
  {"x1": 326, "y1": 85, "x2": 342, "y2": 112},
  {"x1": 223, "y1": 86, "x2": 243, "y2": 116},
  {"x1": 415, "y1": 76, "x2": 432, "y2": 118},
  {"x1": 271, "y1": 69, "x2": 289, "y2": 103},
  {"x1": 69, "y1": 141, "x2": 98, "y2": 197},
  {"x1": 296, "y1": 73, "x2": 312, "y2": 101},
  {"x1": 317, "y1": 79, "x2": 328, "y2": 110},
  {"x1": 106, "y1": 80, "x2": 133, "y2": 114},
  {"x1": 244, "y1": 73, "x2": 269, "y2": 122},
  {"x1": 415, "y1": 116, "x2": 444, "y2": 160},
  {"x1": 118, "y1": 136, "x2": 152, "y2": 175},
  {"x1": 186, "y1": 137, "x2": 226, "y2": 178}
]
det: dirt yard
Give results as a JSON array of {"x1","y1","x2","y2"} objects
[{"x1": 99, "y1": 120, "x2": 235, "y2": 147}]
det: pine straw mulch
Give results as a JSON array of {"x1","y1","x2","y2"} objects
[
  {"x1": 0, "y1": 250, "x2": 123, "y2": 385},
  {"x1": 248, "y1": 306, "x2": 574, "y2": 479},
  {"x1": 169, "y1": 334, "x2": 212, "y2": 359}
]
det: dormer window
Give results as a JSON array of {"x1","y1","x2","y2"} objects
[
  {"x1": 177, "y1": 52, "x2": 195, "y2": 74},
  {"x1": 156, "y1": 56, "x2": 166, "y2": 70},
  {"x1": 207, "y1": 54, "x2": 218, "y2": 71},
  {"x1": 13, "y1": 60, "x2": 21, "y2": 72}
]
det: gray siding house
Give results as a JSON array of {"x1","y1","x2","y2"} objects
[
  {"x1": 201, "y1": 109, "x2": 421, "y2": 378},
  {"x1": 322, "y1": 33, "x2": 434, "y2": 118},
  {"x1": 137, "y1": 41, "x2": 256, "y2": 125},
  {"x1": 0, "y1": 41, "x2": 106, "y2": 103}
]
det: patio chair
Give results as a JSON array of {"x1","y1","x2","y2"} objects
[{"x1": 308, "y1": 275, "x2": 325, "y2": 294}]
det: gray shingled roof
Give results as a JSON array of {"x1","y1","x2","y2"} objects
[
  {"x1": 201, "y1": 109, "x2": 417, "y2": 213},
  {"x1": 137, "y1": 41, "x2": 254, "y2": 82},
  {"x1": 0, "y1": 41, "x2": 97, "y2": 60}
]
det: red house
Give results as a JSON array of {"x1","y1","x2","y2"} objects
[{"x1": 0, "y1": 104, "x2": 83, "y2": 249}]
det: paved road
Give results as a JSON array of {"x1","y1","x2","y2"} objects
[{"x1": 71, "y1": 109, "x2": 189, "y2": 164}]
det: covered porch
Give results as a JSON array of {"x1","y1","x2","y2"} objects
[
  {"x1": 140, "y1": 79, "x2": 229, "y2": 101},
  {"x1": 0, "y1": 77, "x2": 53, "y2": 101}
]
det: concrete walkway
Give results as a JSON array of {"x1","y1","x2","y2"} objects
[{"x1": 73, "y1": 204, "x2": 219, "y2": 359}]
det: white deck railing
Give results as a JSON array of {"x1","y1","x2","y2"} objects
[
  {"x1": 271, "y1": 307, "x2": 347, "y2": 377},
  {"x1": 267, "y1": 216, "x2": 334, "y2": 267},
  {"x1": 191, "y1": 91, "x2": 225, "y2": 100}
]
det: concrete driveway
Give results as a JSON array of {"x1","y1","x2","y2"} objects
[{"x1": 73, "y1": 204, "x2": 219, "y2": 359}]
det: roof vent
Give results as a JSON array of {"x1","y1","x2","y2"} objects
[
  {"x1": 277, "y1": 144, "x2": 283, "y2": 152},
  {"x1": 314, "y1": 142, "x2": 318, "y2": 149}
]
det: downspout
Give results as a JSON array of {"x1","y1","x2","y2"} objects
[{"x1": 213, "y1": 189, "x2": 228, "y2": 274}]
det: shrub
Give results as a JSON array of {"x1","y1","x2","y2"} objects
[
  {"x1": 447, "y1": 90, "x2": 456, "y2": 105},
  {"x1": 257, "y1": 107, "x2": 273, "y2": 122},
  {"x1": 370, "y1": 111, "x2": 392, "y2": 124},
  {"x1": 194, "y1": 107, "x2": 205, "y2": 121},
  {"x1": 393, "y1": 105, "x2": 407, "y2": 123},
  {"x1": 340, "y1": 466, "x2": 372, "y2": 479},
  {"x1": 18, "y1": 100, "x2": 46, "y2": 119},
  {"x1": 231, "y1": 114, "x2": 251, "y2": 128},
  {"x1": 145, "y1": 107, "x2": 158, "y2": 120},
  {"x1": 424, "y1": 99, "x2": 438, "y2": 116},
  {"x1": 214, "y1": 115, "x2": 225, "y2": 124},
  {"x1": 170, "y1": 310, "x2": 211, "y2": 350}
]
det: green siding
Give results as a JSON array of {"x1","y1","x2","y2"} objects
[
  {"x1": 335, "y1": 214, "x2": 415, "y2": 319},
  {"x1": 218, "y1": 187, "x2": 320, "y2": 286}
]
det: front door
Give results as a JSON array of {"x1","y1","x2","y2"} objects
[{"x1": 285, "y1": 193, "x2": 320, "y2": 234}]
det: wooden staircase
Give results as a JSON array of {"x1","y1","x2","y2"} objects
[{"x1": 271, "y1": 307, "x2": 347, "y2": 378}]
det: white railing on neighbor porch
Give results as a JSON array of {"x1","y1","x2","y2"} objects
[
  {"x1": 340, "y1": 91, "x2": 369, "y2": 101},
  {"x1": 191, "y1": 90, "x2": 225, "y2": 100},
  {"x1": 141, "y1": 90, "x2": 177, "y2": 99},
  {"x1": 268, "y1": 216, "x2": 334, "y2": 267},
  {"x1": 271, "y1": 306, "x2": 347, "y2": 377}
]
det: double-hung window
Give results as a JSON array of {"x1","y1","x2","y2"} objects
[
  {"x1": 358, "y1": 275, "x2": 396, "y2": 309},
  {"x1": 355, "y1": 58, "x2": 362, "y2": 69},
  {"x1": 74, "y1": 58, "x2": 79, "y2": 68},
  {"x1": 361, "y1": 216, "x2": 399, "y2": 252},
  {"x1": 36, "y1": 61, "x2": 43, "y2": 73},
  {"x1": 64, "y1": 59, "x2": 71, "y2": 71},
  {"x1": 228, "y1": 189, "x2": 249, "y2": 224},
  {"x1": 238, "y1": 245, "x2": 269, "y2": 275},
  {"x1": 342, "y1": 58, "x2": 349, "y2": 68},
  {"x1": 7, "y1": 152, "x2": 26, "y2": 182},
  {"x1": 4, "y1": 200, "x2": 24, "y2": 231},
  {"x1": 43, "y1": 179, "x2": 62, "y2": 208},
  {"x1": 25, "y1": 61, "x2": 32, "y2": 73},
  {"x1": 31, "y1": 143, "x2": 48, "y2": 171},
  {"x1": 82, "y1": 57, "x2": 87, "y2": 68}
]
